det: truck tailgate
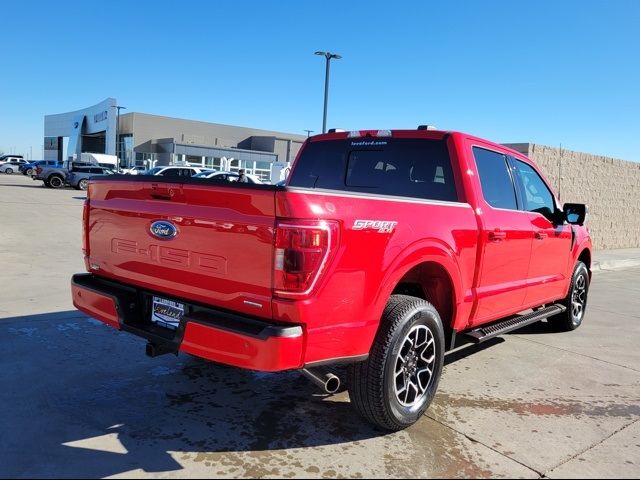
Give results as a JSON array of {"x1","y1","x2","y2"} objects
[{"x1": 86, "y1": 177, "x2": 277, "y2": 319}]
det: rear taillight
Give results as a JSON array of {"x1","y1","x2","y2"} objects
[{"x1": 274, "y1": 220, "x2": 338, "y2": 297}]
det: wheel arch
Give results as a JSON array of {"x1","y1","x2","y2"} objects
[
  {"x1": 578, "y1": 248, "x2": 591, "y2": 270},
  {"x1": 372, "y1": 242, "x2": 465, "y2": 350},
  {"x1": 390, "y1": 261, "x2": 457, "y2": 344}
]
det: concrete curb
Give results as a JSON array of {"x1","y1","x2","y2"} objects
[{"x1": 592, "y1": 258, "x2": 640, "y2": 273}]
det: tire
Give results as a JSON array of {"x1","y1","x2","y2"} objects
[
  {"x1": 347, "y1": 294, "x2": 445, "y2": 431},
  {"x1": 5, "y1": 168, "x2": 13, "y2": 174},
  {"x1": 25, "y1": 168, "x2": 33, "y2": 176},
  {"x1": 549, "y1": 261, "x2": 590, "y2": 331},
  {"x1": 48, "y1": 175, "x2": 65, "y2": 189},
  {"x1": 77, "y1": 179, "x2": 89, "y2": 190}
]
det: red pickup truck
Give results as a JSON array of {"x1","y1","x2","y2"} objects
[{"x1": 71, "y1": 128, "x2": 591, "y2": 430}]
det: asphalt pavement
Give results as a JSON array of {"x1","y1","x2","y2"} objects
[{"x1": 1, "y1": 173, "x2": 638, "y2": 478}]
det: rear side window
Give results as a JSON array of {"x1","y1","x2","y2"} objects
[
  {"x1": 289, "y1": 138, "x2": 458, "y2": 202},
  {"x1": 473, "y1": 147, "x2": 517, "y2": 210}
]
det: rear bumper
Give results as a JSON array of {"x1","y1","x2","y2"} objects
[{"x1": 71, "y1": 273, "x2": 304, "y2": 372}]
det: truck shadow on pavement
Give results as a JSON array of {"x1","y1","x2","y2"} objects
[
  {"x1": 0, "y1": 311, "x2": 386, "y2": 478},
  {"x1": 505, "y1": 319, "x2": 560, "y2": 335},
  {"x1": 444, "y1": 337, "x2": 505, "y2": 366}
]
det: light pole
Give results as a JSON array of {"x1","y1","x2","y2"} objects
[
  {"x1": 314, "y1": 51, "x2": 342, "y2": 133},
  {"x1": 112, "y1": 105, "x2": 127, "y2": 172},
  {"x1": 304, "y1": 129, "x2": 314, "y2": 138}
]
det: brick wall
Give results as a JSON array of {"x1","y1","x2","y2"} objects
[{"x1": 504, "y1": 143, "x2": 640, "y2": 250}]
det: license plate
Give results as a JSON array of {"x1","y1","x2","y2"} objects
[{"x1": 151, "y1": 296, "x2": 185, "y2": 330}]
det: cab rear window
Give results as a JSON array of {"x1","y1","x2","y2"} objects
[{"x1": 288, "y1": 138, "x2": 458, "y2": 202}]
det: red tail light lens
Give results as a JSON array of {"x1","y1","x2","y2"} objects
[{"x1": 274, "y1": 221, "x2": 338, "y2": 297}]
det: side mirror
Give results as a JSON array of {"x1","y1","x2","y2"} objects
[{"x1": 563, "y1": 203, "x2": 587, "y2": 225}]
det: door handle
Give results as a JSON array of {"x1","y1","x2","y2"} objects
[
  {"x1": 488, "y1": 230, "x2": 507, "y2": 242},
  {"x1": 535, "y1": 231, "x2": 548, "y2": 240}
]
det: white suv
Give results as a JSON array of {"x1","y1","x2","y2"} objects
[
  {"x1": 145, "y1": 166, "x2": 207, "y2": 177},
  {"x1": 0, "y1": 158, "x2": 28, "y2": 174},
  {"x1": 193, "y1": 170, "x2": 263, "y2": 184}
]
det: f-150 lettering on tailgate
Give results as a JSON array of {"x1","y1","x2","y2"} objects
[{"x1": 111, "y1": 238, "x2": 227, "y2": 275}]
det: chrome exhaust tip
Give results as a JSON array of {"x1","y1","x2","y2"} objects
[{"x1": 301, "y1": 368, "x2": 341, "y2": 394}]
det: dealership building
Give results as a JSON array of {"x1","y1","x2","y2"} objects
[{"x1": 44, "y1": 98, "x2": 307, "y2": 181}]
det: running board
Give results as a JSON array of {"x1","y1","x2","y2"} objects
[{"x1": 464, "y1": 305, "x2": 566, "y2": 344}]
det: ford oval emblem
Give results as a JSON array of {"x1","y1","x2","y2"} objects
[{"x1": 150, "y1": 220, "x2": 178, "y2": 240}]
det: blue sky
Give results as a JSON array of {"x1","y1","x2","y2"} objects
[{"x1": 1, "y1": 0, "x2": 639, "y2": 161}]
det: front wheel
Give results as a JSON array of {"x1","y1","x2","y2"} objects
[
  {"x1": 77, "y1": 179, "x2": 89, "y2": 190},
  {"x1": 549, "y1": 261, "x2": 590, "y2": 331},
  {"x1": 347, "y1": 295, "x2": 445, "y2": 431},
  {"x1": 25, "y1": 168, "x2": 34, "y2": 176}
]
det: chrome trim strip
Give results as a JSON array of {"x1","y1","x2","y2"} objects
[{"x1": 286, "y1": 187, "x2": 472, "y2": 208}]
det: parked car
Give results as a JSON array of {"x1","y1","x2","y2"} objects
[
  {"x1": 121, "y1": 166, "x2": 147, "y2": 175},
  {"x1": 0, "y1": 158, "x2": 29, "y2": 174},
  {"x1": 20, "y1": 160, "x2": 62, "y2": 176},
  {"x1": 71, "y1": 127, "x2": 591, "y2": 431},
  {"x1": 193, "y1": 170, "x2": 263, "y2": 184},
  {"x1": 35, "y1": 161, "x2": 96, "y2": 188},
  {"x1": 145, "y1": 166, "x2": 207, "y2": 177},
  {"x1": 67, "y1": 166, "x2": 115, "y2": 190},
  {"x1": 0, "y1": 154, "x2": 24, "y2": 165},
  {"x1": 20, "y1": 162, "x2": 35, "y2": 175}
]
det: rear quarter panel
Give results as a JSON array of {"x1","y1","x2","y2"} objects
[{"x1": 274, "y1": 189, "x2": 478, "y2": 364}]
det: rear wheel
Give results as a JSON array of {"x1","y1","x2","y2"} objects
[
  {"x1": 5, "y1": 167, "x2": 13, "y2": 174},
  {"x1": 549, "y1": 261, "x2": 589, "y2": 331},
  {"x1": 77, "y1": 179, "x2": 89, "y2": 190},
  {"x1": 48, "y1": 175, "x2": 65, "y2": 189},
  {"x1": 347, "y1": 295, "x2": 445, "y2": 431}
]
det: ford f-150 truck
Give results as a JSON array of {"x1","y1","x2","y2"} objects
[{"x1": 71, "y1": 128, "x2": 591, "y2": 430}]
